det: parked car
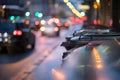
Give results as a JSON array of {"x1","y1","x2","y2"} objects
[{"x1": 0, "y1": 21, "x2": 35, "y2": 54}]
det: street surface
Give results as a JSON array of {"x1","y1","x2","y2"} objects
[{"x1": 25, "y1": 39, "x2": 120, "y2": 80}]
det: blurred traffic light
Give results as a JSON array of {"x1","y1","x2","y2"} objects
[
  {"x1": 10, "y1": 16, "x2": 15, "y2": 20},
  {"x1": 35, "y1": 12, "x2": 39, "y2": 17},
  {"x1": 80, "y1": 11, "x2": 86, "y2": 16},
  {"x1": 25, "y1": 11, "x2": 30, "y2": 17},
  {"x1": 38, "y1": 13, "x2": 43, "y2": 18},
  {"x1": 35, "y1": 11, "x2": 43, "y2": 18},
  {"x1": 16, "y1": 16, "x2": 21, "y2": 20}
]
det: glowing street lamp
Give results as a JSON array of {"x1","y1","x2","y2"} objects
[
  {"x1": 64, "y1": 0, "x2": 69, "y2": 3},
  {"x1": 96, "y1": 0, "x2": 100, "y2": 3},
  {"x1": 93, "y1": 0, "x2": 101, "y2": 24}
]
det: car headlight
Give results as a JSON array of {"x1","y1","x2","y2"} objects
[
  {"x1": 40, "y1": 27, "x2": 45, "y2": 31},
  {"x1": 3, "y1": 32, "x2": 8, "y2": 38},
  {"x1": 4, "y1": 38, "x2": 8, "y2": 42},
  {"x1": 0, "y1": 38, "x2": 2, "y2": 42}
]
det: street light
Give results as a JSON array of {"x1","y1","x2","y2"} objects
[
  {"x1": 93, "y1": 0, "x2": 100, "y2": 24},
  {"x1": 25, "y1": 11, "x2": 30, "y2": 17},
  {"x1": 35, "y1": 12, "x2": 43, "y2": 18},
  {"x1": 96, "y1": 0, "x2": 100, "y2": 8},
  {"x1": 35, "y1": 12, "x2": 39, "y2": 17},
  {"x1": 96, "y1": 0, "x2": 100, "y2": 4}
]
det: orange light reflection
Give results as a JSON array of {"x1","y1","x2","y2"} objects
[
  {"x1": 93, "y1": 48, "x2": 103, "y2": 69},
  {"x1": 52, "y1": 69, "x2": 66, "y2": 80}
]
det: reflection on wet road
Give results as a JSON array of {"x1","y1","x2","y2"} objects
[{"x1": 26, "y1": 40, "x2": 120, "y2": 80}]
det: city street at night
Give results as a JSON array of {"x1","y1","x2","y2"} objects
[{"x1": 0, "y1": 0, "x2": 120, "y2": 80}]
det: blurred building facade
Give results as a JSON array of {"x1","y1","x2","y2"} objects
[
  {"x1": 0, "y1": 0, "x2": 119, "y2": 29},
  {"x1": 0, "y1": 0, "x2": 56, "y2": 18},
  {"x1": 0, "y1": 0, "x2": 26, "y2": 18},
  {"x1": 25, "y1": 0, "x2": 57, "y2": 18},
  {"x1": 0, "y1": 0, "x2": 25, "y2": 7}
]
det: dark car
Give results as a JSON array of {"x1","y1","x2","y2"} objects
[{"x1": 0, "y1": 21, "x2": 35, "y2": 54}]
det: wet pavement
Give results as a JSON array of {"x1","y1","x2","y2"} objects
[{"x1": 24, "y1": 40, "x2": 120, "y2": 80}]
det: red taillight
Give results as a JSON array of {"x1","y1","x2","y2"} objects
[
  {"x1": 57, "y1": 22, "x2": 62, "y2": 27},
  {"x1": 25, "y1": 20, "x2": 29, "y2": 25},
  {"x1": 94, "y1": 19, "x2": 101, "y2": 25},
  {"x1": 13, "y1": 30, "x2": 22, "y2": 36},
  {"x1": 35, "y1": 20, "x2": 39, "y2": 26},
  {"x1": 64, "y1": 22, "x2": 69, "y2": 27}
]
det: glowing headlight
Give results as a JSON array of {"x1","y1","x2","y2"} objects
[
  {"x1": 3, "y1": 32, "x2": 8, "y2": 38},
  {"x1": 4, "y1": 38, "x2": 8, "y2": 42},
  {"x1": 0, "y1": 38, "x2": 2, "y2": 42}
]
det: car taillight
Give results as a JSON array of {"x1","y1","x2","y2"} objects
[
  {"x1": 35, "y1": 20, "x2": 39, "y2": 26},
  {"x1": 57, "y1": 22, "x2": 62, "y2": 27},
  {"x1": 54, "y1": 27, "x2": 59, "y2": 32},
  {"x1": 13, "y1": 30, "x2": 22, "y2": 36},
  {"x1": 25, "y1": 20, "x2": 29, "y2": 25},
  {"x1": 64, "y1": 22, "x2": 69, "y2": 27}
]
